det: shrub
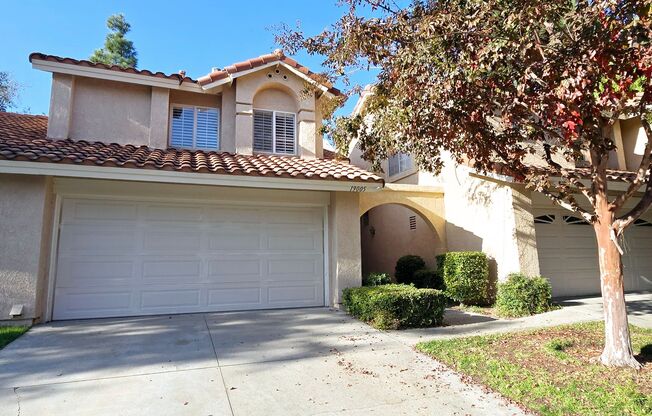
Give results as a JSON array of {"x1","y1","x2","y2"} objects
[
  {"x1": 395, "y1": 255, "x2": 426, "y2": 285},
  {"x1": 495, "y1": 273, "x2": 552, "y2": 317},
  {"x1": 413, "y1": 268, "x2": 445, "y2": 290},
  {"x1": 436, "y1": 252, "x2": 490, "y2": 305},
  {"x1": 342, "y1": 284, "x2": 447, "y2": 330},
  {"x1": 362, "y1": 272, "x2": 392, "y2": 287}
]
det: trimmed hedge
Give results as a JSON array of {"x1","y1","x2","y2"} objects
[
  {"x1": 342, "y1": 284, "x2": 446, "y2": 330},
  {"x1": 413, "y1": 268, "x2": 445, "y2": 290},
  {"x1": 436, "y1": 251, "x2": 490, "y2": 305},
  {"x1": 362, "y1": 272, "x2": 392, "y2": 287},
  {"x1": 395, "y1": 255, "x2": 426, "y2": 285},
  {"x1": 496, "y1": 273, "x2": 552, "y2": 317}
]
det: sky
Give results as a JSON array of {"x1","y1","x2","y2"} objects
[{"x1": 0, "y1": 0, "x2": 378, "y2": 116}]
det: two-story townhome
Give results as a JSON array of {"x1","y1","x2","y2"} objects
[
  {"x1": 350, "y1": 87, "x2": 652, "y2": 298},
  {"x1": 0, "y1": 50, "x2": 384, "y2": 323}
]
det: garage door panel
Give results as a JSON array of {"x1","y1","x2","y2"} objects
[
  {"x1": 207, "y1": 288, "x2": 262, "y2": 307},
  {"x1": 206, "y1": 207, "x2": 261, "y2": 224},
  {"x1": 267, "y1": 231, "x2": 322, "y2": 251},
  {"x1": 53, "y1": 198, "x2": 325, "y2": 320},
  {"x1": 207, "y1": 231, "x2": 261, "y2": 250},
  {"x1": 54, "y1": 290, "x2": 133, "y2": 317},
  {"x1": 59, "y1": 228, "x2": 138, "y2": 253},
  {"x1": 66, "y1": 200, "x2": 139, "y2": 222},
  {"x1": 140, "y1": 290, "x2": 201, "y2": 310},
  {"x1": 142, "y1": 259, "x2": 202, "y2": 281},
  {"x1": 208, "y1": 259, "x2": 261, "y2": 282},
  {"x1": 268, "y1": 285, "x2": 320, "y2": 304},
  {"x1": 267, "y1": 257, "x2": 321, "y2": 279},
  {"x1": 266, "y1": 209, "x2": 318, "y2": 225},
  {"x1": 56, "y1": 258, "x2": 135, "y2": 287},
  {"x1": 143, "y1": 229, "x2": 202, "y2": 252},
  {"x1": 142, "y1": 204, "x2": 203, "y2": 222}
]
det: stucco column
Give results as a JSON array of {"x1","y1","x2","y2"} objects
[
  {"x1": 47, "y1": 73, "x2": 75, "y2": 140},
  {"x1": 0, "y1": 175, "x2": 53, "y2": 324},
  {"x1": 235, "y1": 102, "x2": 253, "y2": 155},
  {"x1": 298, "y1": 109, "x2": 317, "y2": 159},
  {"x1": 510, "y1": 185, "x2": 541, "y2": 277},
  {"x1": 149, "y1": 87, "x2": 169, "y2": 149},
  {"x1": 220, "y1": 84, "x2": 236, "y2": 153},
  {"x1": 329, "y1": 191, "x2": 362, "y2": 306}
]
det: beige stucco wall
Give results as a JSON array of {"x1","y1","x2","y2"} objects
[
  {"x1": 70, "y1": 77, "x2": 152, "y2": 145},
  {"x1": 253, "y1": 88, "x2": 297, "y2": 112},
  {"x1": 361, "y1": 203, "x2": 443, "y2": 278},
  {"x1": 234, "y1": 69, "x2": 319, "y2": 158},
  {"x1": 0, "y1": 174, "x2": 54, "y2": 324},
  {"x1": 443, "y1": 165, "x2": 539, "y2": 283},
  {"x1": 329, "y1": 192, "x2": 362, "y2": 305}
]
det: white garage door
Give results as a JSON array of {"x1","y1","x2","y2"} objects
[
  {"x1": 534, "y1": 211, "x2": 652, "y2": 297},
  {"x1": 53, "y1": 198, "x2": 325, "y2": 320}
]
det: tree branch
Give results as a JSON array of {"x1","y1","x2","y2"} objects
[
  {"x1": 613, "y1": 177, "x2": 652, "y2": 234},
  {"x1": 539, "y1": 187, "x2": 595, "y2": 222}
]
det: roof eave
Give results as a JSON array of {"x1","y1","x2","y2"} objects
[
  {"x1": 31, "y1": 58, "x2": 208, "y2": 93},
  {"x1": 199, "y1": 61, "x2": 338, "y2": 98},
  {"x1": 0, "y1": 159, "x2": 384, "y2": 192}
]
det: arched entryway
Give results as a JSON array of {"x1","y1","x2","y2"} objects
[{"x1": 360, "y1": 203, "x2": 444, "y2": 278}]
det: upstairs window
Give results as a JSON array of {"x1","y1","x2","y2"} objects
[
  {"x1": 253, "y1": 110, "x2": 296, "y2": 155},
  {"x1": 170, "y1": 105, "x2": 220, "y2": 150},
  {"x1": 388, "y1": 152, "x2": 412, "y2": 176}
]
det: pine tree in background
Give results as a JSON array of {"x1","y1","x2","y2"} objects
[{"x1": 90, "y1": 13, "x2": 138, "y2": 68}]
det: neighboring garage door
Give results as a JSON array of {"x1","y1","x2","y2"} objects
[
  {"x1": 53, "y1": 198, "x2": 325, "y2": 320},
  {"x1": 534, "y1": 210, "x2": 652, "y2": 297}
]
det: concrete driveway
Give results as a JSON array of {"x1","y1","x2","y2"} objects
[{"x1": 0, "y1": 308, "x2": 524, "y2": 416}]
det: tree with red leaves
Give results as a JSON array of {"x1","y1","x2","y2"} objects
[{"x1": 278, "y1": 0, "x2": 652, "y2": 368}]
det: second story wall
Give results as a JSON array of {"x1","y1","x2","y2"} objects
[
  {"x1": 43, "y1": 59, "x2": 329, "y2": 159},
  {"x1": 70, "y1": 76, "x2": 152, "y2": 145},
  {"x1": 47, "y1": 73, "x2": 175, "y2": 149}
]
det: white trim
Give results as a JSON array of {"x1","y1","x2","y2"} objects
[
  {"x1": 0, "y1": 160, "x2": 383, "y2": 192},
  {"x1": 322, "y1": 205, "x2": 330, "y2": 306},
  {"x1": 32, "y1": 59, "x2": 207, "y2": 93},
  {"x1": 201, "y1": 61, "x2": 335, "y2": 98},
  {"x1": 169, "y1": 104, "x2": 221, "y2": 151},
  {"x1": 45, "y1": 194, "x2": 62, "y2": 322}
]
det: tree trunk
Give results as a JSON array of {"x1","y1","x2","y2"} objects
[{"x1": 594, "y1": 203, "x2": 641, "y2": 369}]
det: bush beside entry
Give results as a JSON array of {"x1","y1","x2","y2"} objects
[
  {"x1": 395, "y1": 255, "x2": 426, "y2": 285},
  {"x1": 436, "y1": 252, "x2": 490, "y2": 305},
  {"x1": 362, "y1": 272, "x2": 392, "y2": 287},
  {"x1": 413, "y1": 269, "x2": 444, "y2": 290},
  {"x1": 342, "y1": 284, "x2": 447, "y2": 330},
  {"x1": 496, "y1": 273, "x2": 552, "y2": 317}
]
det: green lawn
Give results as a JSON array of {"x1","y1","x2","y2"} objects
[
  {"x1": 417, "y1": 322, "x2": 652, "y2": 416},
  {"x1": 0, "y1": 326, "x2": 29, "y2": 349}
]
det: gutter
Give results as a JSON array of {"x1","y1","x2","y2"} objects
[{"x1": 0, "y1": 160, "x2": 384, "y2": 193}]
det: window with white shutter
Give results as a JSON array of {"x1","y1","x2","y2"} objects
[
  {"x1": 253, "y1": 109, "x2": 296, "y2": 155},
  {"x1": 170, "y1": 105, "x2": 220, "y2": 150},
  {"x1": 388, "y1": 152, "x2": 412, "y2": 176}
]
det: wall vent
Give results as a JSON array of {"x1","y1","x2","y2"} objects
[{"x1": 409, "y1": 215, "x2": 417, "y2": 230}]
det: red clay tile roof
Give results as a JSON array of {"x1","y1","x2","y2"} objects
[
  {"x1": 197, "y1": 49, "x2": 342, "y2": 96},
  {"x1": 29, "y1": 53, "x2": 196, "y2": 84},
  {"x1": 0, "y1": 112, "x2": 383, "y2": 184}
]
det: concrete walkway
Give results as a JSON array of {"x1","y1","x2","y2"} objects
[
  {"x1": 0, "y1": 308, "x2": 525, "y2": 416},
  {"x1": 390, "y1": 292, "x2": 652, "y2": 345}
]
